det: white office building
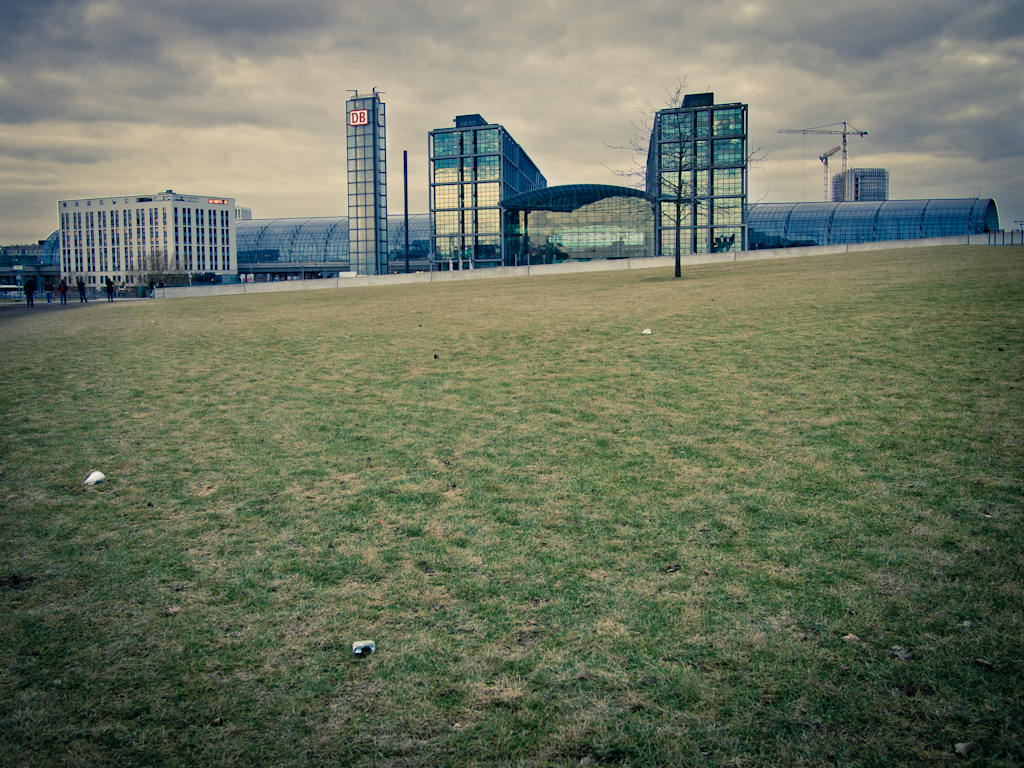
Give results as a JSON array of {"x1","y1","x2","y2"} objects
[{"x1": 58, "y1": 190, "x2": 250, "y2": 285}]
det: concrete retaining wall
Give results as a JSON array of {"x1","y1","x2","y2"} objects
[{"x1": 157, "y1": 235, "x2": 982, "y2": 300}]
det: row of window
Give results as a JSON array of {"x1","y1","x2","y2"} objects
[
  {"x1": 431, "y1": 182, "x2": 501, "y2": 210},
  {"x1": 434, "y1": 208, "x2": 501, "y2": 236},
  {"x1": 657, "y1": 198, "x2": 744, "y2": 227},
  {"x1": 431, "y1": 154, "x2": 500, "y2": 183},
  {"x1": 432, "y1": 128, "x2": 501, "y2": 158},
  {"x1": 658, "y1": 107, "x2": 745, "y2": 140}
]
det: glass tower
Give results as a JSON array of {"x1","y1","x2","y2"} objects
[
  {"x1": 832, "y1": 168, "x2": 890, "y2": 202},
  {"x1": 346, "y1": 90, "x2": 387, "y2": 275},
  {"x1": 646, "y1": 93, "x2": 748, "y2": 255},
  {"x1": 429, "y1": 114, "x2": 545, "y2": 268}
]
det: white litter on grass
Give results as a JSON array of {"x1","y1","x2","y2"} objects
[
  {"x1": 352, "y1": 640, "x2": 376, "y2": 655},
  {"x1": 642, "y1": 328, "x2": 652, "y2": 335},
  {"x1": 84, "y1": 471, "x2": 105, "y2": 485}
]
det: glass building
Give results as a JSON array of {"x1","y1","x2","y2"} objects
[
  {"x1": 832, "y1": 168, "x2": 889, "y2": 202},
  {"x1": 501, "y1": 184, "x2": 655, "y2": 265},
  {"x1": 646, "y1": 93, "x2": 748, "y2": 255},
  {"x1": 747, "y1": 198, "x2": 999, "y2": 249},
  {"x1": 235, "y1": 214, "x2": 433, "y2": 278},
  {"x1": 429, "y1": 114, "x2": 546, "y2": 268},
  {"x1": 347, "y1": 90, "x2": 388, "y2": 275}
]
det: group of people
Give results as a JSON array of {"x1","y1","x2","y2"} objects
[
  {"x1": 20, "y1": 276, "x2": 158, "y2": 307},
  {"x1": 21, "y1": 276, "x2": 99, "y2": 307}
]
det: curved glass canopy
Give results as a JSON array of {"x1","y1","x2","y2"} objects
[
  {"x1": 748, "y1": 199, "x2": 998, "y2": 249},
  {"x1": 237, "y1": 214, "x2": 432, "y2": 266},
  {"x1": 501, "y1": 184, "x2": 652, "y2": 213}
]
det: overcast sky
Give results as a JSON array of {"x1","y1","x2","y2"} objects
[{"x1": 2, "y1": 0, "x2": 1022, "y2": 243}]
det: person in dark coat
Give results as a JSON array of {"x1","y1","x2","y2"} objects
[
  {"x1": 77, "y1": 278, "x2": 87, "y2": 303},
  {"x1": 44, "y1": 278, "x2": 54, "y2": 307},
  {"x1": 105, "y1": 278, "x2": 115, "y2": 302},
  {"x1": 58, "y1": 278, "x2": 68, "y2": 305},
  {"x1": 24, "y1": 276, "x2": 36, "y2": 307}
]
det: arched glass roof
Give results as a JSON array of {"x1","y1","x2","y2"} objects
[
  {"x1": 747, "y1": 199, "x2": 998, "y2": 249},
  {"x1": 237, "y1": 214, "x2": 432, "y2": 265},
  {"x1": 501, "y1": 184, "x2": 652, "y2": 212},
  {"x1": 42, "y1": 230, "x2": 61, "y2": 266}
]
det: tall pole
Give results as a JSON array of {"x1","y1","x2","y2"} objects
[{"x1": 403, "y1": 150, "x2": 410, "y2": 274}]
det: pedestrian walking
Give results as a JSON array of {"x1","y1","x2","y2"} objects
[
  {"x1": 58, "y1": 279, "x2": 68, "y2": 305},
  {"x1": 24, "y1": 276, "x2": 37, "y2": 307},
  {"x1": 44, "y1": 278, "x2": 54, "y2": 307},
  {"x1": 105, "y1": 278, "x2": 115, "y2": 302},
  {"x1": 148, "y1": 279, "x2": 156, "y2": 298},
  {"x1": 77, "y1": 278, "x2": 87, "y2": 303}
]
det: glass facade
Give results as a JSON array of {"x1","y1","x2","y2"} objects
[
  {"x1": 429, "y1": 114, "x2": 545, "y2": 268},
  {"x1": 647, "y1": 94, "x2": 747, "y2": 255},
  {"x1": 347, "y1": 91, "x2": 387, "y2": 275},
  {"x1": 747, "y1": 199, "x2": 999, "y2": 249},
  {"x1": 236, "y1": 214, "x2": 432, "y2": 273},
  {"x1": 832, "y1": 168, "x2": 889, "y2": 202},
  {"x1": 502, "y1": 185, "x2": 655, "y2": 265}
]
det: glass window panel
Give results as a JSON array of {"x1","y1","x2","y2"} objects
[
  {"x1": 712, "y1": 199, "x2": 743, "y2": 225},
  {"x1": 661, "y1": 202, "x2": 692, "y2": 227},
  {"x1": 476, "y1": 209, "x2": 500, "y2": 233},
  {"x1": 695, "y1": 141, "x2": 709, "y2": 167},
  {"x1": 432, "y1": 158, "x2": 458, "y2": 183},
  {"x1": 476, "y1": 183, "x2": 500, "y2": 206},
  {"x1": 476, "y1": 155, "x2": 499, "y2": 180},
  {"x1": 435, "y1": 210, "x2": 460, "y2": 235},
  {"x1": 713, "y1": 139, "x2": 744, "y2": 166},
  {"x1": 433, "y1": 184, "x2": 460, "y2": 210},
  {"x1": 476, "y1": 129, "x2": 499, "y2": 154},
  {"x1": 712, "y1": 108, "x2": 743, "y2": 136},
  {"x1": 432, "y1": 132, "x2": 458, "y2": 157},
  {"x1": 695, "y1": 110, "x2": 709, "y2": 138},
  {"x1": 713, "y1": 168, "x2": 743, "y2": 195}
]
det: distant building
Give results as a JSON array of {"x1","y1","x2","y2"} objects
[
  {"x1": 57, "y1": 191, "x2": 241, "y2": 285},
  {"x1": 646, "y1": 93, "x2": 748, "y2": 255},
  {"x1": 429, "y1": 114, "x2": 546, "y2": 268},
  {"x1": 1, "y1": 237, "x2": 60, "y2": 285},
  {"x1": 832, "y1": 168, "x2": 889, "y2": 202}
]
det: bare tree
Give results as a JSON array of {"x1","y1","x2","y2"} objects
[
  {"x1": 132, "y1": 249, "x2": 188, "y2": 286},
  {"x1": 607, "y1": 79, "x2": 766, "y2": 278}
]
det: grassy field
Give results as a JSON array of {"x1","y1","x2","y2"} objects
[{"x1": 1, "y1": 245, "x2": 1022, "y2": 767}]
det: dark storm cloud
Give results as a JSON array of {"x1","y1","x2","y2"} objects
[{"x1": 0, "y1": 0, "x2": 1021, "y2": 242}]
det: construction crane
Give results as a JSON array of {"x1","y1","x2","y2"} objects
[
  {"x1": 819, "y1": 146, "x2": 841, "y2": 202},
  {"x1": 778, "y1": 122, "x2": 869, "y2": 178}
]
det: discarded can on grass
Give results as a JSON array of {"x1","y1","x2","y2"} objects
[{"x1": 352, "y1": 640, "x2": 376, "y2": 656}]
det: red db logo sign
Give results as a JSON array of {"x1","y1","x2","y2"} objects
[{"x1": 349, "y1": 109, "x2": 370, "y2": 127}]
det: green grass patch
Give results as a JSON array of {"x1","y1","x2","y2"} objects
[{"x1": 2, "y1": 246, "x2": 1022, "y2": 766}]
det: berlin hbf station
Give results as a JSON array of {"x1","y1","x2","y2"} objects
[{"x1": 10, "y1": 89, "x2": 1006, "y2": 289}]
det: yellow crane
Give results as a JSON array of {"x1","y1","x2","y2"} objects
[{"x1": 819, "y1": 146, "x2": 841, "y2": 202}]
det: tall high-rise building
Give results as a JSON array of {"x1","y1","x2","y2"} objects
[
  {"x1": 832, "y1": 168, "x2": 889, "y2": 202},
  {"x1": 646, "y1": 93, "x2": 748, "y2": 255},
  {"x1": 428, "y1": 114, "x2": 545, "y2": 268},
  {"x1": 346, "y1": 90, "x2": 388, "y2": 275},
  {"x1": 57, "y1": 191, "x2": 239, "y2": 285}
]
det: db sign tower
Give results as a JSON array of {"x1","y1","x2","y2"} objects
[{"x1": 345, "y1": 89, "x2": 387, "y2": 275}]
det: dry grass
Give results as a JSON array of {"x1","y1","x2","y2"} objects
[{"x1": 1, "y1": 245, "x2": 1022, "y2": 767}]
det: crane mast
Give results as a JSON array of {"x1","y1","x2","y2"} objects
[{"x1": 819, "y1": 146, "x2": 841, "y2": 202}]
